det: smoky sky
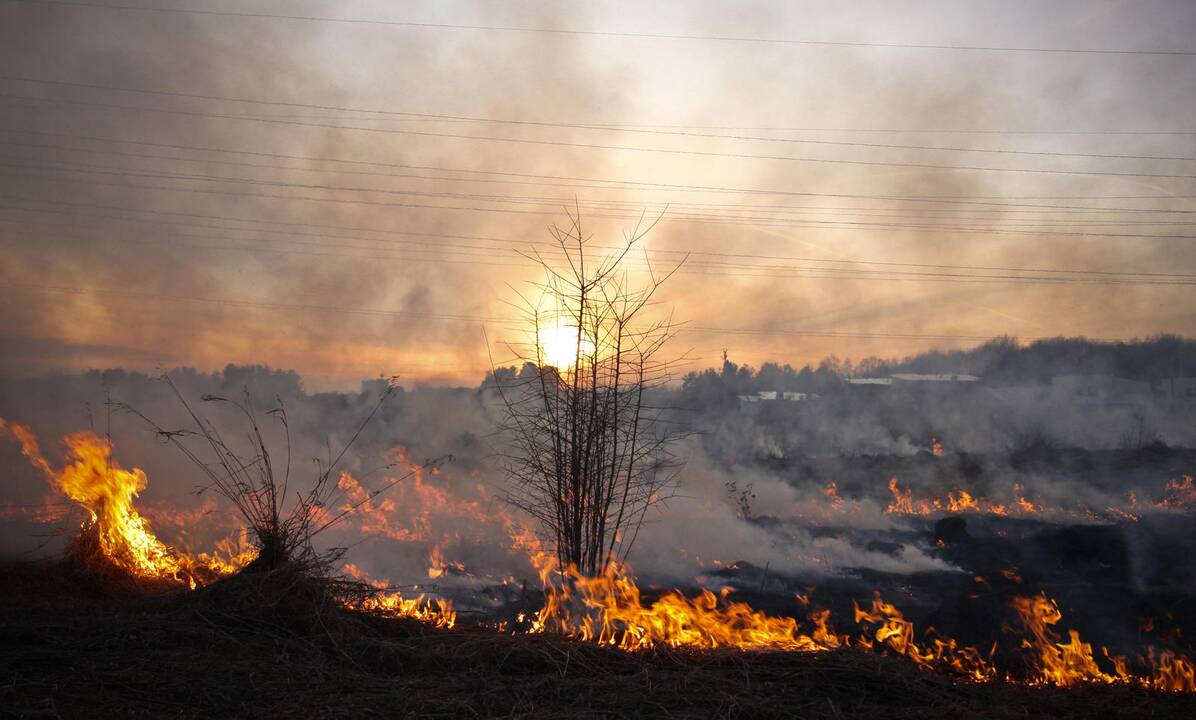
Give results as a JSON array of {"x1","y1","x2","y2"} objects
[{"x1": 0, "y1": 0, "x2": 1194, "y2": 390}]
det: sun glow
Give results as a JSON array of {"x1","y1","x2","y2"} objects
[{"x1": 537, "y1": 325, "x2": 594, "y2": 369}]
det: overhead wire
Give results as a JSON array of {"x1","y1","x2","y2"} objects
[{"x1": 10, "y1": 1, "x2": 1196, "y2": 57}]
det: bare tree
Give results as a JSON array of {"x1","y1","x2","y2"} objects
[{"x1": 490, "y1": 210, "x2": 688, "y2": 576}]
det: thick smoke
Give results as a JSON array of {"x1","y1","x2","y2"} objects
[
  {"x1": 1, "y1": 1, "x2": 1194, "y2": 389},
  {"x1": 4, "y1": 336, "x2": 1192, "y2": 591}
]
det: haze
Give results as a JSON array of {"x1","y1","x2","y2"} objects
[{"x1": 1, "y1": 0, "x2": 1194, "y2": 390}]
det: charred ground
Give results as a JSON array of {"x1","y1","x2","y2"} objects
[{"x1": 2, "y1": 561, "x2": 1194, "y2": 720}]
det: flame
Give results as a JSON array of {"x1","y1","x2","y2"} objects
[
  {"x1": 854, "y1": 593, "x2": 996, "y2": 681},
  {"x1": 1011, "y1": 593, "x2": 1195, "y2": 691},
  {"x1": 931, "y1": 438, "x2": 944, "y2": 457},
  {"x1": 883, "y1": 475, "x2": 1196, "y2": 522},
  {"x1": 359, "y1": 592, "x2": 457, "y2": 628},
  {"x1": 1160, "y1": 476, "x2": 1196, "y2": 510},
  {"x1": 428, "y1": 544, "x2": 447, "y2": 579},
  {"x1": 522, "y1": 547, "x2": 1194, "y2": 691},
  {"x1": 5, "y1": 419, "x2": 1193, "y2": 691},
  {"x1": 341, "y1": 562, "x2": 456, "y2": 628},
  {"x1": 885, "y1": 477, "x2": 1046, "y2": 518},
  {"x1": 1, "y1": 420, "x2": 248, "y2": 585},
  {"x1": 821, "y1": 481, "x2": 845, "y2": 510},
  {"x1": 885, "y1": 477, "x2": 921, "y2": 514},
  {"x1": 530, "y1": 559, "x2": 830, "y2": 651},
  {"x1": 1011, "y1": 594, "x2": 1114, "y2": 686}
]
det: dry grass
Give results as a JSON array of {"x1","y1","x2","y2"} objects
[{"x1": 2, "y1": 560, "x2": 1194, "y2": 719}]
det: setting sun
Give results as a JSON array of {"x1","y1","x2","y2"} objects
[{"x1": 537, "y1": 325, "x2": 594, "y2": 368}]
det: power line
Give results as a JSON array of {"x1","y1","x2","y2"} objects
[
  {"x1": 155, "y1": 109, "x2": 1196, "y2": 137},
  {"x1": 8, "y1": 219, "x2": 1196, "y2": 286},
  {"x1": 13, "y1": 136, "x2": 1180, "y2": 218},
  {"x1": 6, "y1": 163, "x2": 1196, "y2": 241},
  {"x1": 440, "y1": 123, "x2": 1196, "y2": 137},
  {"x1": 11, "y1": 0, "x2": 1196, "y2": 57},
  {"x1": 0, "y1": 281, "x2": 1128, "y2": 344},
  {"x1": 11, "y1": 154, "x2": 1196, "y2": 228},
  {"x1": 6, "y1": 195, "x2": 1189, "y2": 280},
  {"x1": 0, "y1": 281, "x2": 509, "y2": 323},
  {"x1": 4, "y1": 207, "x2": 1195, "y2": 286},
  {"x1": 8, "y1": 92, "x2": 1196, "y2": 180},
  {"x1": 5, "y1": 75, "x2": 1196, "y2": 162},
  {"x1": 4, "y1": 128, "x2": 1191, "y2": 214}
]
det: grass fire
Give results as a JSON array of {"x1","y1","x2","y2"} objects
[{"x1": 3, "y1": 2, "x2": 1196, "y2": 717}]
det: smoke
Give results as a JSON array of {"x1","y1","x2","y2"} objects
[
  {"x1": 1, "y1": 1, "x2": 1194, "y2": 389},
  {"x1": 0, "y1": 362, "x2": 957, "y2": 583}
]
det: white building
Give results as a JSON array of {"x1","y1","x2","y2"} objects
[{"x1": 890, "y1": 373, "x2": 980, "y2": 383}]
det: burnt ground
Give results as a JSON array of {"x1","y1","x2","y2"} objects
[
  {"x1": 2, "y1": 562, "x2": 1195, "y2": 720},
  {"x1": 695, "y1": 445, "x2": 1196, "y2": 664}
]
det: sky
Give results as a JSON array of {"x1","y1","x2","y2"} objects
[{"x1": 0, "y1": 0, "x2": 1194, "y2": 390}]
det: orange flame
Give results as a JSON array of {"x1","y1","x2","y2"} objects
[
  {"x1": 531, "y1": 559, "x2": 829, "y2": 651},
  {"x1": 854, "y1": 593, "x2": 996, "y2": 681},
  {"x1": 1011, "y1": 593, "x2": 1195, "y2": 691},
  {"x1": 1, "y1": 420, "x2": 248, "y2": 586},
  {"x1": 342, "y1": 562, "x2": 456, "y2": 628},
  {"x1": 885, "y1": 478, "x2": 1046, "y2": 518}
]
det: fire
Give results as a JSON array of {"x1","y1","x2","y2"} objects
[
  {"x1": 5, "y1": 419, "x2": 1194, "y2": 692},
  {"x1": 931, "y1": 438, "x2": 944, "y2": 457},
  {"x1": 854, "y1": 593, "x2": 995, "y2": 681},
  {"x1": 523, "y1": 548, "x2": 1194, "y2": 691},
  {"x1": 883, "y1": 475, "x2": 1195, "y2": 521},
  {"x1": 359, "y1": 592, "x2": 457, "y2": 628},
  {"x1": 885, "y1": 478, "x2": 1044, "y2": 517},
  {"x1": 342, "y1": 562, "x2": 457, "y2": 628},
  {"x1": 1011, "y1": 594, "x2": 1114, "y2": 687},
  {"x1": 885, "y1": 477, "x2": 920, "y2": 514},
  {"x1": 1, "y1": 420, "x2": 248, "y2": 586},
  {"x1": 1160, "y1": 476, "x2": 1196, "y2": 510},
  {"x1": 1011, "y1": 593, "x2": 1196, "y2": 691},
  {"x1": 530, "y1": 559, "x2": 830, "y2": 652},
  {"x1": 425, "y1": 544, "x2": 468, "y2": 579},
  {"x1": 821, "y1": 481, "x2": 845, "y2": 509}
]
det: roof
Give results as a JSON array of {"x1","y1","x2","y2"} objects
[{"x1": 890, "y1": 373, "x2": 980, "y2": 382}]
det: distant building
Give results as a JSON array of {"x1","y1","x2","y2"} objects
[
  {"x1": 1051, "y1": 375, "x2": 1151, "y2": 406},
  {"x1": 890, "y1": 373, "x2": 980, "y2": 383},
  {"x1": 846, "y1": 373, "x2": 978, "y2": 388},
  {"x1": 737, "y1": 390, "x2": 816, "y2": 404}
]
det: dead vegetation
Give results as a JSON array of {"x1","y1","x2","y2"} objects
[
  {"x1": 115, "y1": 375, "x2": 407, "y2": 576},
  {"x1": 492, "y1": 211, "x2": 688, "y2": 576},
  {"x1": 2, "y1": 560, "x2": 1194, "y2": 720}
]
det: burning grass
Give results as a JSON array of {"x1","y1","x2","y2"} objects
[
  {"x1": 2, "y1": 560, "x2": 1195, "y2": 720},
  {"x1": 3, "y1": 417, "x2": 1195, "y2": 715}
]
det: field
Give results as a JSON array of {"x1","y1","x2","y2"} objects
[{"x1": 4, "y1": 561, "x2": 1195, "y2": 720}]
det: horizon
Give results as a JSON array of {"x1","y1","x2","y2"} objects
[{"x1": 4, "y1": 332, "x2": 1193, "y2": 394}]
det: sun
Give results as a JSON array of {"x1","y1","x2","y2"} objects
[{"x1": 538, "y1": 325, "x2": 594, "y2": 368}]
